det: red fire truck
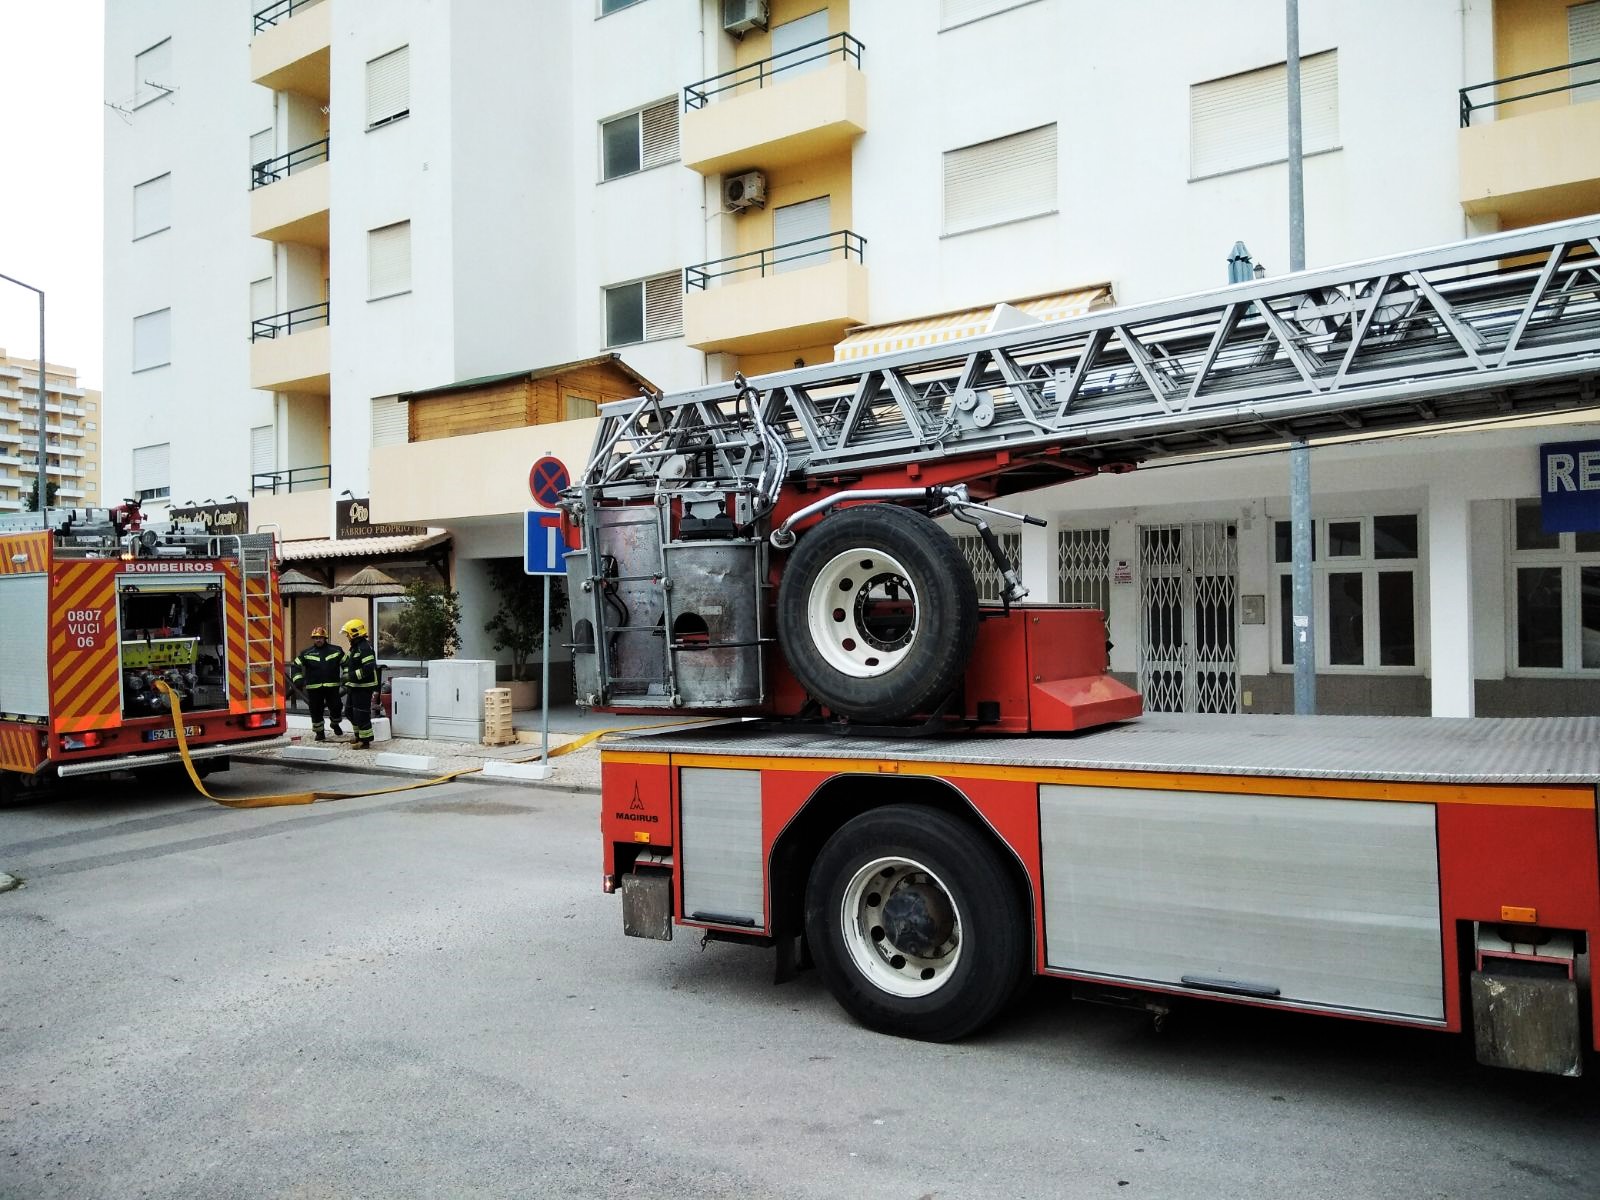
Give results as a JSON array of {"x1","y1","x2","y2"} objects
[
  {"x1": 570, "y1": 219, "x2": 1600, "y2": 1074},
  {"x1": 0, "y1": 506, "x2": 287, "y2": 801}
]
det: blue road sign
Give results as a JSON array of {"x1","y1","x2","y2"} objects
[{"x1": 525, "y1": 509, "x2": 565, "y2": 575}]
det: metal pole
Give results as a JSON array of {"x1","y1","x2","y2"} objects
[
  {"x1": 1286, "y1": 0, "x2": 1315, "y2": 714},
  {"x1": 0, "y1": 273, "x2": 46, "y2": 513},
  {"x1": 540, "y1": 572, "x2": 551, "y2": 767}
]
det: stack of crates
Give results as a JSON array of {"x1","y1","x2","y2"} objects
[{"x1": 482, "y1": 687, "x2": 515, "y2": 747}]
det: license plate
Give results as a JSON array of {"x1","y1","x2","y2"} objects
[{"x1": 145, "y1": 725, "x2": 202, "y2": 743}]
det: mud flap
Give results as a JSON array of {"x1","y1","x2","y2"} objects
[
  {"x1": 622, "y1": 872, "x2": 673, "y2": 941},
  {"x1": 1471, "y1": 970, "x2": 1582, "y2": 1077}
]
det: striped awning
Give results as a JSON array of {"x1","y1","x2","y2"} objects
[{"x1": 832, "y1": 286, "x2": 1113, "y2": 362}]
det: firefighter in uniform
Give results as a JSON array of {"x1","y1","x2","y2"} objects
[
  {"x1": 341, "y1": 617, "x2": 381, "y2": 749},
  {"x1": 289, "y1": 627, "x2": 346, "y2": 742}
]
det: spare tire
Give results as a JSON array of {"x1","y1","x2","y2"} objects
[{"x1": 777, "y1": 505, "x2": 978, "y2": 720}]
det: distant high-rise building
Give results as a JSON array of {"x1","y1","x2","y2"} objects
[{"x1": 0, "y1": 348, "x2": 102, "y2": 513}]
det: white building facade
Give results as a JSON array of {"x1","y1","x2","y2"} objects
[{"x1": 103, "y1": 0, "x2": 1600, "y2": 715}]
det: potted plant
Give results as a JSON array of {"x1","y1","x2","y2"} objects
[{"x1": 484, "y1": 559, "x2": 567, "y2": 709}]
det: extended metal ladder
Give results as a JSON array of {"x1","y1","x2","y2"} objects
[
  {"x1": 236, "y1": 534, "x2": 279, "y2": 707},
  {"x1": 581, "y1": 215, "x2": 1600, "y2": 504}
]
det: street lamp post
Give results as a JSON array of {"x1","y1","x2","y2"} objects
[{"x1": 0, "y1": 272, "x2": 47, "y2": 515}]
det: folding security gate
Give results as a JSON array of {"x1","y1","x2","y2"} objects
[{"x1": 1138, "y1": 522, "x2": 1238, "y2": 713}]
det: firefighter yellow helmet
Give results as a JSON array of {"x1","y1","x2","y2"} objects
[
  {"x1": 309, "y1": 626, "x2": 329, "y2": 639},
  {"x1": 341, "y1": 618, "x2": 368, "y2": 639}
]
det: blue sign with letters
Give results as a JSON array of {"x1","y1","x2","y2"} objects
[
  {"x1": 524, "y1": 509, "x2": 565, "y2": 575},
  {"x1": 1540, "y1": 440, "x2": 1600, "y2": 534}
]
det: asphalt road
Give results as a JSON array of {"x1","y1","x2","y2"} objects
[{"x1": 3, "y1": 763, "x2": 1597, "y2": 1200}]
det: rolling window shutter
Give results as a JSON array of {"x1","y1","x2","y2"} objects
[
  {"x1": 371, "y1": 396, "x2": 408, "y2": 447},
  {"x1": 133, "y1": 173, "x2": 171, "y2": 238},
  {"x1": 1570, "y1": 3, "x2": 1600, "y2": 102},
  {"x1": 943, "y1": 124, "x2": 1056, "y2": 235},
  {"x1": 250, "y1": 127, "x2": 274, "y2": 167},
  {"x1": 644, "y1": 273, "x2": 683, "y2": 340},
  {"x1": 640, "y1": 100, "x2": 678, "y2": 169},
  {"x1": 771, "y1": 10, "x2": 830, "y2": 77},
  {"x1": 1191, "y1": 50, "x2": 1339, "y2": 179},
  {"x1": 133, "y1": 443, "x2": 170, "y2": 493},
  {"x1": 368, "y1": 221, "x2": 411, "y2": 298},
  {"x1": 773, "y1": 196, "x2": 831, "y2": 273},
  {"x1": 250, "y1": 425, "x2": 275, "y2": 474},
  {"x1": 366, "y1": 46, "x2": 410, "y2": 127},
  {"x1": 132, "y1": 309, "x2": 171, "y2": 371},
  {"x1": 134, "y1": 39, "x2": 171, "y2": 107},
  {"x1": 250, "y1": 277, "x2": 275, "y2": 322}
]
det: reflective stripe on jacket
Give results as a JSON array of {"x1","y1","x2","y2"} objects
[
  {"x1": 290, "y1": 643, "x2": 345, "y2": 689},
  {"x1": 343, "y1": 638, "x2": 380, "y2": 690}
]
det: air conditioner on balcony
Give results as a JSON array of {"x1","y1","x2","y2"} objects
[
  {"x1": 722, "y1": 0, "x2": 768, "y2": 35},
  {"x1": 722, "y1": 170, "x2": 767, "y2": 212}
]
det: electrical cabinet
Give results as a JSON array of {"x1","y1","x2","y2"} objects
[{"x1": 425, "y1": 659, "x2": 497, "y2": 741}]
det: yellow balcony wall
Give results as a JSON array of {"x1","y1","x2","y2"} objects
[
  {"x1": 251, "y1": 488, "x2": 332, "y2": 541},
  {"x1": 250, "y1": 160, "x2": 330, "y2": 246},
  {"x1": 251, "y1": 1, "x2": 331, "y2": 102},
  {"x1": 1460, "y1": 102, "x2": 1600, "y2": 225},
  {"x1": 250, "y1": 325, "x2": 330, "y2": 394},
  {"x1": 369, "y1": 420, "x2": 600, "y2": 526},
  {"x1": 684, "y1": 258, "x2": 868, "y2": 355},
  {"x1": 683, "y1": 61, "x2": 866, "y2": 176}
]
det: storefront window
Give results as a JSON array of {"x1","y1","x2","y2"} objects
[
  {"x1": 1274, "y1": 513, "x2": 1421, "y2": 672},
  {"x1": 1510, "y1": 500, "x2": 1600, "y2": 673}
]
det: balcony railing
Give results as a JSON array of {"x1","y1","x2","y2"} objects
[
  {"x1": 253, "y1": 0, "x2": 323, "y2": 34},
  {"x1": 686, "y1": 229, "x2": 866, "y2": 289},
  {"x1": 684, "y1": 32, "x2": 864, "y2": 110},
  {"x1": 250, "y1": 137, "x2": 329, "y2": 189},
  {"x1": 252, "y1": 464, "x2": 330, "y2": 495},
  {"x1": 251, "y1": 301, "x2": 329, "y2": 342},
  {"x1": 1460, "y1": 55, "x2": 1600, "y2": 126}
]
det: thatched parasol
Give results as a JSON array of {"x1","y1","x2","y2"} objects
[
  {"x1": 276, "y1": 568, "x2": 330, "y2": 596},
  {"x1": 332, "y1": 566, "x2": 408, "y2": 598}
]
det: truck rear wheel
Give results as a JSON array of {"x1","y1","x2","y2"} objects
[
  {"x1": 777, "y1": 505, "x2": 977, "y2": 721},
  {"x1": 804, "y1": 804, "x2": 1028, "y2": 1041}
]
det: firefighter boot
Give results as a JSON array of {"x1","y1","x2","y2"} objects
[
  {"x1": 352, "y1": 739, "x2": 372, "y2": 750},
  {"x1": 314, "y1": 729, "x2": 326, "y2": 742}
]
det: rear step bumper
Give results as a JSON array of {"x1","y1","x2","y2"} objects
[{"x1": 55, "y1": 737, "x2": 290, "y2": 778}]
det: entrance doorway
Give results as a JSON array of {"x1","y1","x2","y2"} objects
[{"x1": 1138, "y1": 522, "x2": 1239, "y2": 713}]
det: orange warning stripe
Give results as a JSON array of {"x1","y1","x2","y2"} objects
[
  {"x1": 0, "y1": 723, "x2": 46, "y2": 774},
  {"x1": 0, "y1": 532, "x2": 49, "y2": 576},
  {"x1": 49, "y1": 560, "x2": 121, "y2": 733}
]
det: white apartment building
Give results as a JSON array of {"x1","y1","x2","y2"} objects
[
  {"x1": 103, "y1": 0, "x2": 1600, "y2": 716},
  {"x1": 0, "y1": 349, "x2": 102, "y2": 513}
]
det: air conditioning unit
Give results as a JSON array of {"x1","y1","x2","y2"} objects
[
  {"x1": 722, "y1": 0, "x2": 769, "y2": 36},
  {"x1": 722, "y1": 170, "x2": 767, "y2": 212}
]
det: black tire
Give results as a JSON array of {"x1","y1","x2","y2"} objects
[
  {"x1": 804, "y1": 804, "x2": 1029, "y2": 1041},
  {"x1": 777, "y1": 505, "x2": 978, "y2": 720}
]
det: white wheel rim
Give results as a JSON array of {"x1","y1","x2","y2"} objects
[
  {"x1": 806, "y1": 548, "x2": 919, "y2": 679},
  {"x1": 839, "y1": 855, "x2": 962, "y2": 998}
]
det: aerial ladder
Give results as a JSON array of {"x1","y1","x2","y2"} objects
[{"x1": 562, "y1": 215, "x2": 1600, "y2": 730}]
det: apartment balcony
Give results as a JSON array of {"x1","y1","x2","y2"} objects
[
  {"x1": 682, "y1": 33, "x2": 866, "y2": 176},
  {"x1": 683, "y1": 230, "x2": 868, "y2": 354},
  {"x1": 251, "y1": 0, "x2": 330, "y2": 102},
  {"x1": 1460, "y1": 58, "x2": 1600, "y2": 225},
  {"x1": 251, "y1": 463, "x2": 330, "y2": 495},
  {"x1": 250, "y1": 139, "x2": 330, "y2": 246},
  {"x1": 250, "y1": 303, "x2": 331, "y2": 393}
]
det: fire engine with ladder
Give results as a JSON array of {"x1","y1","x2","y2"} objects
[
  {"x1": 0, "y1": 505, "x2": 287, "y2": 801},
  {"x1": 566, "y1": 217, "x2": 1600, "y2": 1075}
]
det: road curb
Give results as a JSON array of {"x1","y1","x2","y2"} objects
[{"x1": 231, "y1": 752, "x2": 600, "y2": 795}]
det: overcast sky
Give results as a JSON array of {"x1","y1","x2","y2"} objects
[{"x1": 0, "y1": 1, "x2": 104, "y2": 389}]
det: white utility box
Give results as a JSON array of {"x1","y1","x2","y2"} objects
[
  {"x1": 390, "y1": 677, "x2": 429, "y2": 739},
  {"x1": 425, "y1": 659, "x2": 497, "y2": 741}
]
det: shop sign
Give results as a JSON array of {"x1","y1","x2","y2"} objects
[
  {"x1": 1539, "y1": 440, "x2": 1600, "y2": 533},
  {"x1": 170, "y1": 500, "x2": 249, "y2": 533},
  {"x1": 336, "y1": 497, "x2": 425, "y2": 540}
]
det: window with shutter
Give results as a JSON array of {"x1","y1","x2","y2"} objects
[
  {"x1": 773, "y1": 196, "x2": 831, "y2": 273},
  {"x1": 133, "y1": 443, "x2": 171, "y2": 501},
  {"x1": 644, "y1": 274, "x2": 683, "y2": 339},
  {"x1": 368, "y1": 221, "x2": 412, "y2": 300},
  {"x1": 134, "y1": 39, "x2": 171, "y2": 110},
  {"x1": 602, "y1": 113, "x2": 641, "y2": 180},
  {"x1": 1190, "y1": 50, "x2": 1339, "y2": 180},
  {"x1": 250, "y1": 277, "x2": 275, "y2": 323},
  {"x1": 604, "y1": 281, "x2": 644, "y2": 347},
  {"x1": 133, "y1": 173, "x2": 171, "y2": 240},
  {"x1": 602, "y1": 99, "x2": 676, "y2": 180},
  {"x1": 942, "y1": 124, "x2": 1057, "y2": 236},
  {"x1": 366, "y1": 46, "x2": 410, "y2": 129},
  {"x1": 371, "y1": 396, "x2": 408, "y2": 447},
  {"x1": 1570, "y1": 3, "x2": 1600, "y2": 103},
  {"x1": 132, "y1": 309, "x2": 171, "y2": 372},
  {"x1": 640, "y1": 101, "x2": 678, "y2": 170},
  {"x1": 771, "y1": 10, "x2": 830, "y2": 78},
  {"x1": 250, "y1": 425, "x2": 275, "y2": 475},
  {"x1": 940, "y1": 0, "x2": 1038, "y2": 28},
  {"x1": 250, "y1": 127, "x2": 274, "y2": 168}
]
